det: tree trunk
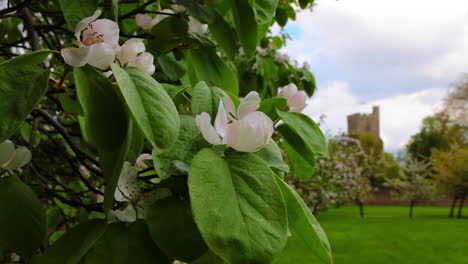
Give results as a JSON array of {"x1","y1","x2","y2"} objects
[
  {"x1": 409, "y1": 200, "x2": 415, "y2": 218},
  {"x1": 457, "y1": 196, "x2": 465, "y2": 218},
  {"x1": 356, "y1": 199, "x2": 364, "y2": 217},
  {"x1": 449, "y1": 196, "x2": 458, "y2": 218}
]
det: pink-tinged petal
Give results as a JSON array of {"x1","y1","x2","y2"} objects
[
  {"x1": 223, "y1": 111, "x2": 273, "y2": 152},
  {"x1": 171, "y1": 4, "x2": 186, "y2": 12},
  {"x1": 238, "y1": 91, "x2": 260, "y2": 119},
  {"x1": 128, "y1": 52, "x2": 155, "y2": 75},
  {"x1": 188, "y1": 17, "x2": 207, "y2": 33},
  {"x1": 136, "y1": 13, "x2": 156, "y2": 29},
  {"x1": 195, "y1": 113, "x2": 222, "y2": 145},
  {"x1": 214, "y1": 100, "x2": 228, "y2": 137},
  {"x1": 87, "y1": 43, "x2": 116, "y2": 70},
  {"x1": 61, "y1": 47, "x2": 91, "y2": 67},
  {"x1": 288, "y1": 90, "x2": 308, "y2": 112},
  {"x1": 279, "y1": 83, "x2": 298, "y2": 99},
  {"x1": 136, "y1": 153, "x2": 152, "y2": 169},
  {"x1": 75, "y1": 10, "x2": 102, "y2": 40},
  {"x1": 222, "y1": 94, "x2": 236, "y2": 121},
  {"x1": 2, "y1": 146, "x2": 31, "y2": 170},
  {"x1": 83, "y1": 18, "x2": 119, "y2": 47},
  {"x1": 0, "y1": 140, "x2": 15, "y2": 166},
  {"x1": 117, "y1": 38, "x2": 145, "y2": 65},
  {"x1": 153, "y1": 9, "x2": 174, "y2": 24},
  {"x1": 79, "y1": 165, "x2": 91, "y2": 179}
]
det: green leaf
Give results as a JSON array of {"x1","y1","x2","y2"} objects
[
  {"x1": 258, "y1": 97, "x2": 287, "y2": 120},
  {"x1": 271, "y1": 36, "x2": 283, "y2": 49},
  {"x1": 208, "y1": 12, "x2": 237, "y2": 59},
  {"x1": 232, "y1": 0, "x2": 258, "y2": 56},
  {"x1": 82, "y1": 223, "x2": 128, "y2": 264},
  {"x1": 102, "y1": 0, "x2": 118, "y2": 21},
  {"x1": 126, "y1": 120, "x2": 144, "y2": 165},
  {"x1": 299, "y1": 0, "x2": 310, "y2": 9},
  {"x1": 191, "y1": 251, "x2": 225, "y2": 264},
  {"x1": 74, "y1": 66, "x2": 130, "y2": 215},
  {"x1": 157, "y1": 52, "x2": 187, "y2": 81},
  {"x1": 111, "y1": 64, "x2": 180, "y2": 152},
  {"x1": 178, "y1": 0, "x2": 216, "y2": 24},
  {"x1": 283, "y1": 140, "x2": 315, "y2": 180},
  {"x1": 0, "y1": 176, "x2": 46, "y2": 257},
  {"x1": 275, "y1": 6, "x2": 288, "y2": 27},
  {"x1": 300, "y1": 69, "x2": 317, "y2": 97},
  {"x1": 146, "y1": 197, "x2": 208, "y2": 262},
  {"x1": 58, "y1": 93, "x2": 84, "y2": 115},
  {"x1": 248, "y1": 0, "x2": 278, "y2": 23},
  {"x1": 147, "y1": 17, "x2": 188, "y2": 57},
  {"x1": 191, "y1": 81, "x2": 224, "y2": 117},
  {"x1": 58, "y1": 0, "x2": 99, "y2": 29},
  {"x1": 129, "y1": 220, "x2": 171, "y2": 264},
  {"x1": 189, "y1": 149, "x2": 288, "y2": 264},
  {"x1": 255, "y1": 140, "x2": 289, "y2": 172},
  {"x1": 0, "y1": 52, "x2": 49, "y2": 143},
  {"x1": 186, "y1": 48, "x2": 239, "y2": 95},
  {"x1": 31, "y1": 219, "x2": 106, "y2": 264},
  {"x1": 277, "y1": 110, "x2": 327, "y2": 160},
  {"x1": 160, "y1": 83, "x2": 187, "y2": 99},
  {"x1": 152, "y1": 115, "x2": 210, "y2": 179},
  {"x1": 273, "y1": 177, "x2": 333, "y2": 264}
]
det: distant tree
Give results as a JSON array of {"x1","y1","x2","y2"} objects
[
  {"x1": 431, "y1": 146, "x2": 468, "y2": 218},
  {"x1": 385, "y1": 159, "x2": 435, "y2": 218},
  {"x1": 445, "y1": 75, "x2": 468, "y2": 128},
  {"x1": 349, "y1": 132, "x2": 385, "y2": 186},
  {"x1": 382, "y1": 152, "x2": 401, "y2": 180}
]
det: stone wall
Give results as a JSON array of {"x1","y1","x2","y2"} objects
[{"x1": 347, "y1": 106, "x2": 380, "y2": 140}]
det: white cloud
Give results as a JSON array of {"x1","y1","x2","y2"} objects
[{"x1": 303, "y1": 82, "x2": 446, "y2": 151}]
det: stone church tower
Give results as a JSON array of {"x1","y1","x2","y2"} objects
[{"x1": 347, "y1": 106, "x2": 381, "y2": 140}]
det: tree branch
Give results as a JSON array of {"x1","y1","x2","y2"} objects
[
  {"x1": 119, "y1": 0, "x2": 159, "y2": 20},
  {"x1": 0, "y1": 0, "x2": 34, "y2": 17}
]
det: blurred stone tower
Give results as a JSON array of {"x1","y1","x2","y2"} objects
[{"x1": 347, "y1": 106, "x2": 381, "y2": 140}]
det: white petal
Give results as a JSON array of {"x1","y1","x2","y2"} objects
[
  {"x1": 3, "y1": 146, "x2": 31, "y2": 170},
  {"x1": 171, "y1": 4, "x2": 186, "y2": 12},
  {"x1": 238, "y1": 91, "x2": 260, "y2": 119},
  {"x1": 0, "y1": 140, "x2": 15, "y2": 166},
  {"x1": 128, "y1": 52, "x2": 155, "y2": 75},
  {"x1": 79, "y1": 165, "x2": 91, "y2": 179},
  {"x1": 195, "y1": 113, "x2": 222, "y2": 145},
  {"x1": 75, "y1": 10, "x2": 102, "y2": 40},
  {"x1": 153, "y1": 9, "x2": 174, "y2": 24},
  {"x1": 288, "y1": 91, "x2": 308, "y2": 112},
  {"x1": 222, "y1": 94, "x2": 236, "y2": 121},
  {"x1": 61, "y1": 47, "x2": 91, "y2": 67},
  {"x1": 111, "y1": 205, "x2": 137, "y2": 222},
  {"x1": 136, "y1": 13, "x2": 157, "y2": 29},
  {"x1": 214, "y1": 100, "x2": 228, "y2": 137},
  {"x1": 87, "y1": 43, "x2": 116, "y2": 70},
  {"x1": 188, "y1": 17, "x2": 207, "y2": 33},
  {"x1": 136, "y1": 153, "x2": 152, "y2": 169},
  {"x1": 223, "y1": 111, "x2": 273, "y2": 152},
  {"x1": 279, "y1": 83, "x2": 298, "y2": 99},
  {"x1": 115, "y1": 162, "x2": 140, "y2": 202},
  {"x1": 117, "y1": 38, "x2": 145, "y2": 65},
  {"x1": 83, "y1": 18, "x2": 120, "y2": 48}
]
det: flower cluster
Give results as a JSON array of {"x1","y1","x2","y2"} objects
[
  {"x1": 279, "y1": 83, "x2": 308, "y2": 112},
  {"x1": 61, "y1": 10, "x2": 155, "y2": 74},
  {"x1": 0, "y1": 140, "x2": 31, "y2": 172},
  {"x1": 136, "y1": 12, "x2": 207, "y2": 33},
  {"x1": 196, "y1": 92, "x2": 274, "y2": 152}
]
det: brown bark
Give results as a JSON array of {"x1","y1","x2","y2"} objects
[
  {"x1": 457, "y1": 196, "x2": 465, "y2": 218},
  {"x1": 409, "y1": 200, "x2": 415, "y2": 218},
  {"x1": 449, "y1": 196, "x2": 458, "y2": 217}
]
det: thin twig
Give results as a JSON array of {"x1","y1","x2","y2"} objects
[
  {"x1": 119, "y1": 0, "x2": 159, "y2": 20},
  {"x1": 0, "y1": 0, "x2": 34, "y2": 17}
]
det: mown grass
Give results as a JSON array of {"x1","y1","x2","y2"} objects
[{"x1": 316, "y1": 206, "x2": 468, "y2": 264}]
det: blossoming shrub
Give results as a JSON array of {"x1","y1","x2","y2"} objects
[{"x1": 0, "y1": 0, "x2": 331, "y2": 263}]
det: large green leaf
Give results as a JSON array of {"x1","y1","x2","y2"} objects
[
  {"x1": 178, "y1": 0, "x2": 216, "y2": 24},
  {"x1": 146, "y1": 197, "x2": 208, "y2": 262},
  {"x1": 58, "y1": 0, "x2": 99, "y2": 29},
  {"x1": 0, "y1": 176, "x2": 46, "y2": 257},
  {"x1": 31, "y1": 219, "x2": 106, "y2": 264},
  {"x1": 276, "y1": 110, "x2": 326, "y2": 168},
  {"x1": 0, "y1": 52, "x2": 50, "y2": 142},
  {"x1": 129, "y1": 220, "x2": 172, "y2": 264},
  {"x1": 191, "y1": 81, "x2": 225, "y2": 117},
  {"x1": 147, "y1": 17, "x2": 188, "y2": 57},
  {"x1": 273, "y1": 177, "x2": 333, "y2": 264},
  {"x1": 248, "y1": 0, "x2": 278, "y2": 23},
  {"x1": 283, "y1": 140, "x2": 315, "y2": 180},
  {"x1": 186, "y1": 48, "x2": 239, "y2": 95},
  {"x1": 152, "y1": 115, "x2": 210, "y2": 179},
  {"x1": 157, "y1": 52, "x2": 187, "y2": 81},
  {"x1": 208, "y1": 12, "x2": 237, "y2": 59},
  {"x1": 258, "y1": 97, "x2": 287, "y2": 120},
  {"x1": 189, "y1": 149, "x2": 288, "y2": 264},
  {"x1": 83, "y1": 223, "x2": 128, "y2": 264},
  {"x1": 74, "y1": 66, "x2": 130, "y2": 215},
  {"x1": 255, "y1": 140, "x2": 289, "y2": 172},
  {"x1": 111, "y1": 64, "x2": 180, "y2": 152},
  {"x1": 231, "y1": 0, "x2": 258, "y2": 56}
]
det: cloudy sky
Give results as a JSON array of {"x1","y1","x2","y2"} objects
[{"x1": 277, "y1": 0, "x2": 468, "y2": 152}]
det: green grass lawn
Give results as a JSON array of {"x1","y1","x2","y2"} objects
[{"x1": 316, "y1": 206, "x2": 468, "y2": 264}]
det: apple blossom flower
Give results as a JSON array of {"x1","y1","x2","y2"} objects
[
  {"x1": 195, "y1": 92, "x2": 274, "y2": 152},
  {"x1": 61, "y1": 10, "x2": 119, "y2": 69},
  {"x1": 135, "y1": 9, "x2": 174, "y2": 30},
  {"x1": 78, "y1": 165, "x2": 90, "y2": 179},
  {"x1": 188, "y1": 17, "x2": 207, "y2": 33},
  {"x1": 136, "y1": 153, "x2": 152, "y2": 169},
  {"x1": 0, "y1": 140, "x2": 31, "y2": 171},
  {"x1": 116, "y1": 38, "x2": 155, "y2": 75},
  {"x1": 171, "y1": 4, "x2": 186, "y2": 13},
  {"x1": 279, "y1": 83, "x2": 308, "y2": 112}
]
